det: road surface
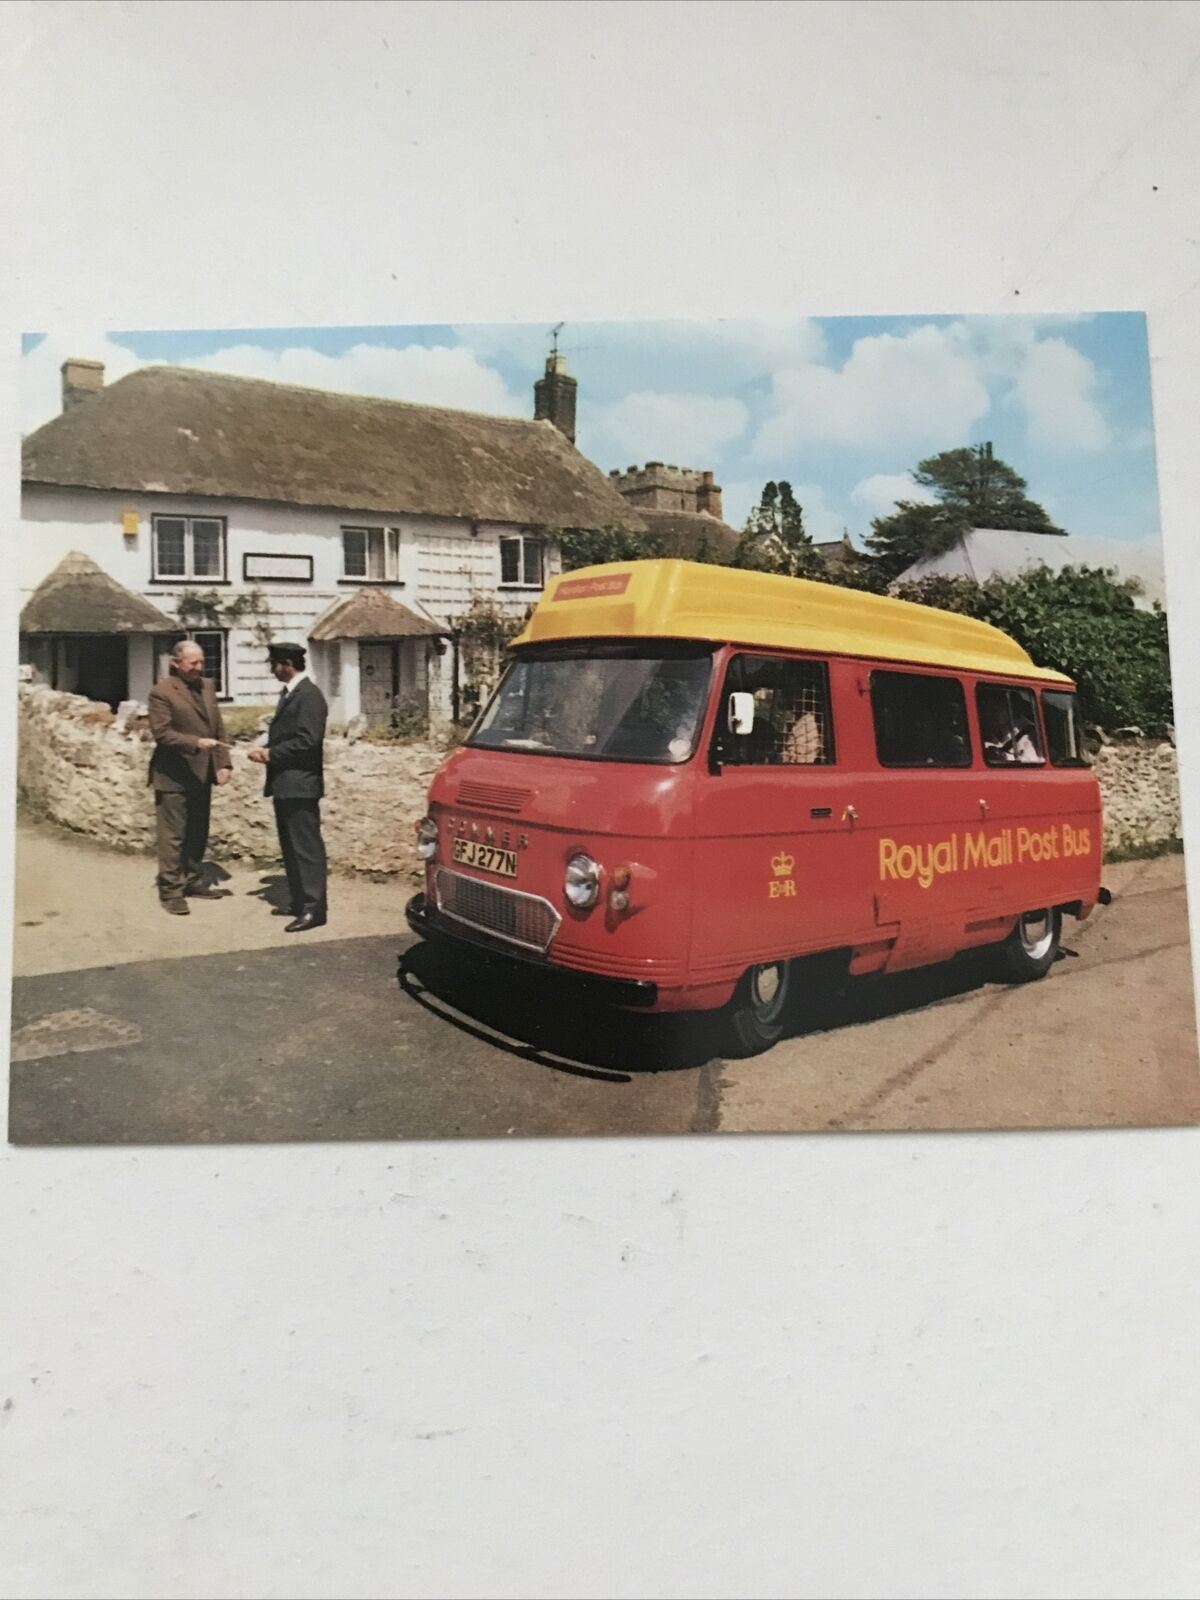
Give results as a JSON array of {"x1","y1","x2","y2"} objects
[{"x1": 9, "y1": 820, "x2": 1200, "y2": 1143}]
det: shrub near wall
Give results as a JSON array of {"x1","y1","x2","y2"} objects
[{"x1": 16, "y1": 685, "x2": 1186, "y2": 874}]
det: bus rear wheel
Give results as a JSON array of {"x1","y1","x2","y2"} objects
[
  {"x1": 994, "y1": 907, "x2": 1062, "y2": 983},
  {"x1": 723, "y1": 959, "x2": 793, "y2": 1057}
]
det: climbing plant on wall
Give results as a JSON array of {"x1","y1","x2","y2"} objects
[
  {"x1": 452, "y1": 593, "x2": 530, "y2": 723},
  {"x1": 176, "y1": 587, "x2": 275, "y2": 645}
]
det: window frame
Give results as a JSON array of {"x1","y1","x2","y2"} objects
[
  {"x1": 976, "y1": 681, "x2": 1047, "y2": 769},
  {"x1": 869, "y1": 668, "x2": 972, "y2": 769},
  {"x1": 499, "y1": 532, "x2": 545, "y2": 590},
  {"x1": 150, "y1": 514, "x2": 228, "y2": 583},
  {"x1": 341, "y1": 525, "x2": 401, "y2": 584},
  {"x1": 713, "y1": 652, "x2": 836, "y2": 769},
  {"x1": 154, "y1": 628, "x2": 231, "y2": 700}
]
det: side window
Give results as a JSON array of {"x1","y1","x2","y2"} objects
[
  {"x1": 871, "y1": 670, "x2": 971, "y2": 767},
  {"x1": 723, "y1": 655, "x2": 834, "y2": 766},
  {"x1": 1042, "y1": 689, "x2": 1088, "y2": 766},
  {"x1": 977, "y1": 683, "x2": 1045, "y2": 766}
]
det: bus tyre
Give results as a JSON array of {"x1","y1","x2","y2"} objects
[
  {"x1": 995, "y1": 907, "x2": 1062, "y2": 983},
  {"x1": 724, "y1": 960, "x2": 793, "y2": 1057}
]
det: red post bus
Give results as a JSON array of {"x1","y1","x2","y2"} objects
[{"x1": 406, "y1": 559, "x2": 1106, "y2": 1055}]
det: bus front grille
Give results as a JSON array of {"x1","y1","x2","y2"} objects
[{"x1": 433, "y1": 869, "x2": 561, "y2": 955}]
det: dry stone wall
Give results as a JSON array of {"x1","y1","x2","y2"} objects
[
  {"x1": 15, "y1": 685, "x2": 1186, "y2": 876},
  {"x1": 1091, "y1": 738, "x2": 1181, "y2": 852},
  {"x1": 17, "y1": 685, "x2": 440, "y2": 881}
]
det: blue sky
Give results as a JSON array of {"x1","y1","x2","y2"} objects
[{"x1": 23, "y1": 312, "x2": 1161, "y2": 562}]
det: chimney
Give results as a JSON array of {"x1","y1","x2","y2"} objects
[
  {"x1": 697, "y1": 469, "x2": 723, "y2": 521},
  {"x1": 533, "y1": 353, "x2": 577, "y2": 444},
  {"x1": 61, "y1": 358, "x2": 104, "y2": 412}
]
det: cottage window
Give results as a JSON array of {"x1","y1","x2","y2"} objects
[
  {"x1": 151, "y1": 516, "x2": 227, "y2": 581},
  {"x1": 154, "y1": 629, "x2": 229, "y2": 698},
  {"x1": 343, "y1": 526, "x2": 400, "y2": 582},
  {"x1": 499, "y1": 534, "x2": 544, "y2": 588}
]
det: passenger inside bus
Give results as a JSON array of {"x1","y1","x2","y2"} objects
[{"x1": 981, "y1": 701, "x2": 1042, "y2": 765}]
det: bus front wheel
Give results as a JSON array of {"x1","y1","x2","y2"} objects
[
  {"x1": 994, "y1": 907, "x2": 1062, "y2": 983},
  {"x1": 723, "y1": 960, "x2": 793, "y2": 1057}
]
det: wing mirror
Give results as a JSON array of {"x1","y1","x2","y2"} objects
[{"x1": 728, "y1": 691, "x2": 755, "y2": 737}]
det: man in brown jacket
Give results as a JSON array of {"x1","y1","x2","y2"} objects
[{"x1": 148, "y1": 640, "x2": 233, "y2": 914}]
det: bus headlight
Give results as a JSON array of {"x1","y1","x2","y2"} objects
[
  {"x1": 415, "y1": 816, "x2": 439, "y2": 862},
  {"x1": 564, "y1": 852, "x2": 601, "y2": 909}
]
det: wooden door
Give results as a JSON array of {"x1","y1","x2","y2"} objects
[{"x1": 359, "y1": 642, "x2": 397, "y2": 726}]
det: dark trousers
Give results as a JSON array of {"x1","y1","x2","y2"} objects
[
  {"x1": 155, "y1": 784, "x2": 212, "y2": 901},
  {"x1": 274, "y1": 798, "x2": 327, "y2": 918}
]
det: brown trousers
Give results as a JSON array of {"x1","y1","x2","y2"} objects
[{"x1": 155, "y1": 784, "x2": 212, "y2": 901}]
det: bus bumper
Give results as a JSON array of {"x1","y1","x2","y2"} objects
[{"x1": 405, "y1": 893, "x2": 660, "y2": 1009}]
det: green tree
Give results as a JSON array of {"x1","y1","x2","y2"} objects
[
  {"x1": 558, "y1": 526, "x2": 654, "y2": 571},
  {"x1": 893, "y1": 565, "x2": 1172, "y2": 732},
  {"x1": 868, "y1": 443, "x2": 1063, "y2": 579},
  {"x1": 734, "y1": 480, "x2": 823, "y2": 578}
]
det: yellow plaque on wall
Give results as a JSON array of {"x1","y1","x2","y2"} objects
[{"x1": 121, "y1": 511, "x2": 140, "y2": 535}]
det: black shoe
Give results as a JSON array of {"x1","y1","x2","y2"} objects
[
  {"x1": 285, "y1": 913, "x2": 326, "y2": 933},
  {"x1": 186, "y1": 885, "x2": 229, "y2": 899},
  {"x1": 161, "y1": 898, "x2": 190, "y2": 916}
]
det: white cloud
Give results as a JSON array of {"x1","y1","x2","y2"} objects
[
  {"x1": 850, "y1": 471, "x2": 938, "y2": 518},
  {"x1": 752, "y1": 324, "x2": 991, "y2": 458},
  {"x1": 455, "y1": 316, "x2": 827, "y2": 386},
  {"x1": 701, "y1": 318, "x2": 828, "y2": 372},
  {"x1": 22, "y1": 333, "x2": 527, "y2": 433},
  {"x1": 789, "y1": 482, "x2": 843, "y2": 542},
  {"x1": 185, "y1": 341, "x2": 526, "y2": 416},
  {"x1": 585, "y1": 390, "x2": 749, "y2": 467},
  {"x1": 22, "y1": 332, "x2": 143, "y2": 432},
  {"x1": 1012, "y1": 337, "x2": 1109, "y2": 453}
]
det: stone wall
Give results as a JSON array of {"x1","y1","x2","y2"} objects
[
  {"x1": 17, "y1": 684, "x2": 441, "y2": 881},
  {"x1": 1091, "y1": 738, "x2": 1182, "y2": 852},
  {"x1": 15, "y1": 685, "x2": 1185, "y2": 875}
]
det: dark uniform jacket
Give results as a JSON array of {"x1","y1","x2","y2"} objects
[
  {"x1": 147, "y1": 673, "x2": 232, "y2": 792},
  {"x1": 264, "y1": 676, "x2": 327, "y2": 800}
]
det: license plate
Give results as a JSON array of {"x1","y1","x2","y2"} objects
[{"x1": 452, "y1": 839, "x2": 518, "y2": 878}]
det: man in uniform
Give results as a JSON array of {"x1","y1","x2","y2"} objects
[
  {"x1": 148, "y1": 639, "x2": 233, "y2": 915},
  {"x1": 247, "y1": 642, "x2": 328, "y2": 931}
]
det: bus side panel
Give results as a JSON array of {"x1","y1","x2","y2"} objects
[
  {"x1": 838, "y1": 665, "x2": 1103, "y2": 974},
  {"x1": 689, "y1": 764, "x2": 868, "y2": 990}
]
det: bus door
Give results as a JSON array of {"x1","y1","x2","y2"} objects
[{"x1": 691, "y1": 651, "x2": 869, "y2": 977}]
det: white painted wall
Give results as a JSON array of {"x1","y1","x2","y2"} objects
[{"x1": 21, "y1": 487, "x2": 559, "y2": 707}]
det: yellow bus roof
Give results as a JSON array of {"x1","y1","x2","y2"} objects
[{"x1": 512, "y1": 559, "x2": 1072, "y2": 684}]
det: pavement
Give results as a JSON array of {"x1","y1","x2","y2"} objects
[{"x1": 8, "y1": 817, "x2": 1200, "y2": 1143}]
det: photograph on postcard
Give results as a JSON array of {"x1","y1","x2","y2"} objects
[{"x1": 9, "y1": 313, "x2": 1197, "y2": 1143}]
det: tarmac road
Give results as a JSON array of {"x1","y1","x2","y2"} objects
[{"x1": 8, "y1": 821, "x2": 1200, "y2": 1143}]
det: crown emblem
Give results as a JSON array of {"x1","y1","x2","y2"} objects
[{"x1": 771, "y1": 850, "x2": 795, "y2": 877}]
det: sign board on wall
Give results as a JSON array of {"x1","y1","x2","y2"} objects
[{"x1": 242, "y1": 552, "x2": 314, "y2": 582}]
